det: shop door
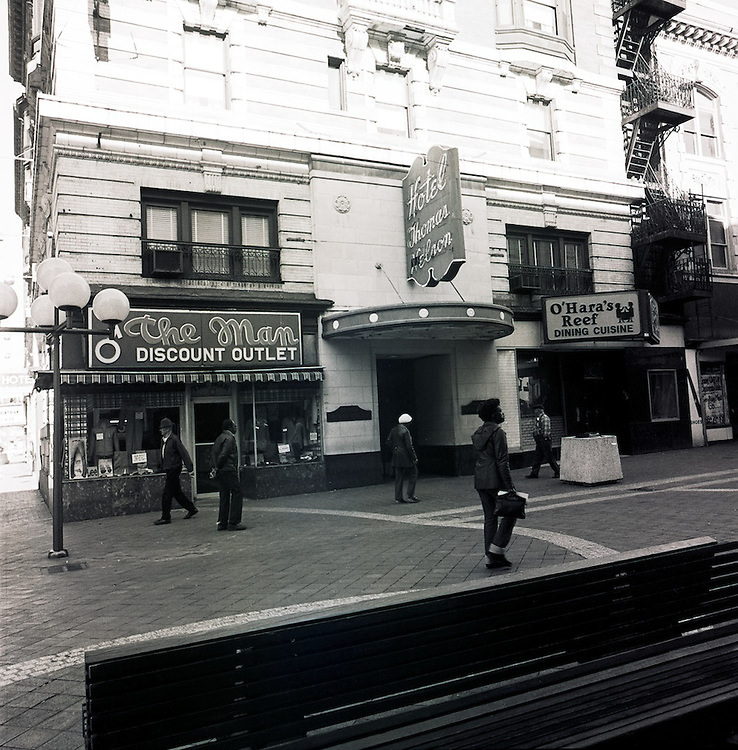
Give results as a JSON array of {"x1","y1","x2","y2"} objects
[
  {"x1": 193, "y1": 401, "x2": 231, "y2": 496},
  {"x1": 377, "y1": 358, "x2": 416, "y2": 479}
]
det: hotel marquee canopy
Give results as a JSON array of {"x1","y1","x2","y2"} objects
[{"x1": 322, "y1": 303, "x2": 514, "y2": 340}]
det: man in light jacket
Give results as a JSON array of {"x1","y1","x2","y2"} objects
[{"x1": 386, "y1": 413, "x2": 419, "y2": 504}]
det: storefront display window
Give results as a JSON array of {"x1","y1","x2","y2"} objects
[
  {"x1": 63, "y1": 391, "x2": 184, "y2": 479},
  {"x1": 239, "y1": 383, "x2": 322, "y2": 467}
]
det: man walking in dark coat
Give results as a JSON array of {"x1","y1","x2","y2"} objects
[
  {"x1": 154, "y1": 417, "x2": 197, "y2": 525},
  {"x1": 212, "y1": 418, "x2": 245, "y2": 530},
  {"x1": 386, "y1": 413, "x2": 419, "y2": 504}
]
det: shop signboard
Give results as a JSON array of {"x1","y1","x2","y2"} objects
[
  {"x1": 89, "y1": 309, "x2": 302, "y2": 369},
  {"x1": 402, "y1": 145, "x2": 465, "y2": 287},
  {"x1": 542, "y1": 290, "x2": 659, "y2": 344}
]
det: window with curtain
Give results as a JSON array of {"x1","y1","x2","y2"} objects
[
  {"x1": 184, "y1": 27, "x2": 228, "y2": 108},
  {"x1": 374, "y1": 68, "x2": 410, "y2": 137},
  {"x1": 192, "y1": 209, "x2": 230, "y2": 276},
  {"x1": 648, "y1": 370, "x2": 679, "y2": 421}
]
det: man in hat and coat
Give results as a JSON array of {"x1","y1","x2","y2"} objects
[
  {"x1": 154, "y1": 417, "x2": 197, "y2": 525},
  {"x1": 385, "y1": 413, "x2": 420, "y2": 504}
]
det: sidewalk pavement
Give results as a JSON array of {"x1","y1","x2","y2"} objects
[{"x1": 1, "y1": 441, "x2": 737, "y2": 749}]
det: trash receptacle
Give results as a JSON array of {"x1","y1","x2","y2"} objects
[{"x1": 559, "y1": 434, "x2": 622, "y2": 485}]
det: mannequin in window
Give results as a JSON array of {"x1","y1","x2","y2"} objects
[
  {"x1": 89, "y1": 418, "x2": 120, "y2": 472},
  {"x1": 282, "y1": 412, "x2": 307, "y2": 461}
]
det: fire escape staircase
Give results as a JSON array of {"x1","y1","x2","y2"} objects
[{"x1": 611, "y1": 0, "x2": 711, "y2": 304}]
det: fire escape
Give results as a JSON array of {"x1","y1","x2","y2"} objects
[{"x1": 613, "y1": 0, "x2": 711, "y2": 305}]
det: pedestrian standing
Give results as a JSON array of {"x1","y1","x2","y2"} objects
[
  {"x1": 526, "y1": 404, "x2": 560, "y2": 479},
  {"x1": 472, "y1": 398, "x2": 516, "y2": 568},
  {"x1": 154, "y1": 417, "x2": 197, "y2": 525},
  {"x1": 386, "y1": 413, "x2": 419, "y2": 504},
  {"x1": 212, "y1": 418, "x2": 245, "y2": 530}
]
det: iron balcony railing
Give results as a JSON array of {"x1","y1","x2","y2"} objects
[
  {"x1": 508, "y1": 265, "x2": 594, "y2": 295},
  {"x1": 633, "y1": 246, "x2": 712, "y2": 301},
  {"x1": 142, "y1": 240, "x2": 281, "y2": 283},
  {"x1": 621, "y1": 65, "x2": 694, "y2": 121},
  {"x1": 631, "y1": 193, "x2": 706, "y2": 247}
]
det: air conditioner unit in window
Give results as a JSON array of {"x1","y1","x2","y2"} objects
[
  {"x1": 510, "y1": 273, "x2": 541, "y2": 293},
  {"x1": 149, "y1": 243, "x2": 184, "y2": 276}
]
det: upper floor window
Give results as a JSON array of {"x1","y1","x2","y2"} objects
[
  {"x1": 701, "y1": 201, "x2": 728, "y2": 269},
  {"x1": 683, "y1": 89, "x2": 720, "y2": 158},
  {"x1": 184, "y1": 27, "x2": 228, "y2": 109},
  {"x1": 496, "y1": 0, "x2": 573, "y2": 48},
  {"x1": 142, "y1": 190, "x2": 279, "y2": 282},
  {"x1": 507, "y1": 226, "x2": 592, "y2": 294},
  {"x1": 374, "y1": 68, "x2": 410, "y2": 137},
  {"x1": 328, "y1": 57, "x2": 347, "y2": 111},
  {"x1": 526, "y1": 98, "x2": 554, "y2": 160}
]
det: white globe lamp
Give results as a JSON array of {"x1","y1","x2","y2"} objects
[
  {"x1": 48, "y1": 272, "x2": 91, "y2": 312},
  {"x1": 93, "y1": 288, "x2": 130, "y2": 325},
  {"x1": 36, "y1": 257, "x2": 73, "y2": 292}
]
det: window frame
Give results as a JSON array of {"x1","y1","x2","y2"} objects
[
  {"x1": 683, "y1": 88, "x2": 721, "y2": 159},
  {"x1": 328, "y1": 56, "x2": 347, "y2": 111},
  {"x1": 374, "y1": 66, "x2": 411, "y2": 137},
  {"x1": 495, "y1": 0, "x2": 574, "y2": 61},
  {"x1": 507, "y1": 227, "x2": 589, "y2": 270},
  {"x1": 526, "y1": 98, "x2": 554, "y2": 160},
  {"x1": 141, "y1": 190, "x2": 280, "y2": 282}
]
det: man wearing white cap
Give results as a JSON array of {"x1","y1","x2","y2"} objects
[{"x1": 385, "y1": 413, "x2": 419, "y2": 504}]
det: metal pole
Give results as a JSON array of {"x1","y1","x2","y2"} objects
[{"x1": 49, "y1": 317, "x2": 68, "y2": 558}]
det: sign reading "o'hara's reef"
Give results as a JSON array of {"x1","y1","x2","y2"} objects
[{"x1": 403, "y1": 145, "x2": 466, "y2": 287}]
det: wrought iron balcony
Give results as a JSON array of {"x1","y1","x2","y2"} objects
[
  {"x1": 633, "y1": 245, "x2": 712, "y2": 303},
  {"x1": 630, "y1": 191, "x2": 706, "y2": 249},
  {"x1": 621, "y1": 65, "x2": 694, "y2": 124},
  {"x1": 509, "y1": 266, "x2": 594, "y2": 295},
  {"x1": 142, "y1": 241, "x2": 281, "y2": 283}
]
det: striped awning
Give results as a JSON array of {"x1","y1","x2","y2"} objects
[{"x1": 35, "y1": 368, "x2": 324, "y2": 388}]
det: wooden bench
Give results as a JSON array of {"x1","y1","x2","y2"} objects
[{"x1": 83, "y1": 537, "x2": 738, "y2": 749}]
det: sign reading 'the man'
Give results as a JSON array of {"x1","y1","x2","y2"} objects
[{"x1": 403, "y1": 145, "x2": 465, "y2": 287}]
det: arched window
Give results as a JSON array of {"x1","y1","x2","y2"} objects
[{"x1": 683, "y1": 89, "x2": 721, "y2": 158}]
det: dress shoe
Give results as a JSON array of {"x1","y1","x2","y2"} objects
[
  {"x1": 227, "y1": 523, "x2": 247, "y2": 530},
  {"x1": 154, "y1": 518, "x2": 171, "y2": 525},
  {"x1": 184, "y1": 509, "x2": 198, "y2": 519},
  {"x1": 217, "y1": 524, "x2": 227, "y2": 531},
  {"x1": 486, "y1": 553, "x2": 512, "y2": 569},
  {"x1": 553, "y1": 474, "x2": 560, "y2": 479},
  {"x1": 407, "y1": 497, "x2": 420, "y2": 503},
  {"x1": 525, "y1": 474, "x2": 538, "y2": 479}
]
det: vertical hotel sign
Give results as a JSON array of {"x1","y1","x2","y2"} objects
[{"x1": 403, "y1": 145, "x2": 465, "y2": 287}]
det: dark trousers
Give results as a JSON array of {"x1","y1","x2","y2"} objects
[
  {"x1": 477, "y1": 488, "x2": 516, "y2": 552},
  {"x1": 217, "y1": 470, "x2": 243, "y2": 527},
  {"x1": 393, "y1": 464, "x2": 418, "y2": 501},
  {"x1": 530, "y1": 435, "x2": 559, "y2": 476},
  {"x1": 161, "y1": 469, "x2": 196, "y2": 520}
]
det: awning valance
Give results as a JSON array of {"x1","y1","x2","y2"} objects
[
  {"x1": 322, "y1": 303, "x2": 514, "y2": 340},
  {"x1": 35, "y1": 368, "x2": 324, "y2": 388}
]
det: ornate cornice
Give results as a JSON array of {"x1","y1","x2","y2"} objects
[{"x1": 665, "y1": 19, "x2": 738, "y2": 57}]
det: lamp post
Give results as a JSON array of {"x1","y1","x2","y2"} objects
[{"x1": 0, "y1": 260, "x2": 130, "y2": 559}]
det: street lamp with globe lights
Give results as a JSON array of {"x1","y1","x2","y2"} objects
[{"x1": 0, "y1": 260, "x2": 130, "y2": 558}]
